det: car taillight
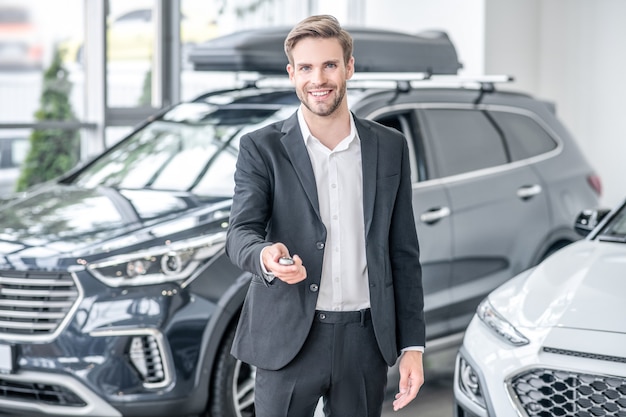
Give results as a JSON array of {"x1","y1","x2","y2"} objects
[{"x1": 587, "y1": 174, "x2": 602, "y2": 196}]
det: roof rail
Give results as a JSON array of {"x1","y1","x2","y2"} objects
[
  {"x1": 191, "y1": 73, "x2": 515, "y2": 101},
  {"x1": 348, "y1": 73, "x2": 514, "y2": 93}
]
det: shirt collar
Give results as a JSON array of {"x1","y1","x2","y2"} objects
[{"x1": 296, "y1": 106, "x2": 358, "y2": 149}]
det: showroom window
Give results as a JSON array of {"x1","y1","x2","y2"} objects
[
  {"x1": 0, "y1": 0, "x2": 90, "y2": 196},
  {"x1": 0, "y1": 0, "x2": 325, "y2": 197}
]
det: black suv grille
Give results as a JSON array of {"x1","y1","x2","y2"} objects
[
  {"x1": 0, "y1": 377, "x2": 86, "y2": 406},
  {"x1": 0, "y1": 271, "x2": 79, "y2": 337},
  {"x1": 511, "y1": 368, "x2": 626, "y2": 417}
]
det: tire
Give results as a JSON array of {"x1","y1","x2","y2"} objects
[{"x1": 209, "y1": 325, "x2": 256, "y2": 417}]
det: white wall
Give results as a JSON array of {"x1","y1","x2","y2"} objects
[
  {"x1": 485, "y1": 0, "x2": 625, "y2": 207},
  {"x1": 363, "y1": 0, "x2": 486, "y2": 76}
]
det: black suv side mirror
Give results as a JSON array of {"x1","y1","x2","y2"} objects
[{"x1": 574, "y1": 208, "x2": 611, "y2": 237}]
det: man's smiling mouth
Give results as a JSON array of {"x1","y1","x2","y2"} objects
[{"x1": 310, "y1": 90, "x2": 330, "y2": 97}]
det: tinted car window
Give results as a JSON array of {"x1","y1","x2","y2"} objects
[
  {"x1": 490, "y1": 111, "x2": 557, "y2": 161},
  {"x1": 424, "y1": 109, "x2": 507, "y2": 177}
]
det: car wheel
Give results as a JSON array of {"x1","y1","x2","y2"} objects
[{"x1": 209, "y1": 325, "x2": 256, "y2": 417}]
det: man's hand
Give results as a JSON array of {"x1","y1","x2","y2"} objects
[
  {"x1": 262, "y1": 243, "x2": 307, "y2": 284},
  {"x1": 393, "y1": 350, "x2": 424, "y2": 411}
]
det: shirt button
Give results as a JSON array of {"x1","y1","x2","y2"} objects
[
  {"x1": 316, "y1": 242, "x2": 325, "y2": 250},
  {"x1": 310, "y1": 284, "x2": 319, "y2": 292}
]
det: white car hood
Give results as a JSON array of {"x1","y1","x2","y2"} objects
[{"x1": 489, "y1": 239, "x2": 626, "y2": 335}]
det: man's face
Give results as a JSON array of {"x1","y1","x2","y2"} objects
[{"x1": 286, "y1": 37, "x2": 354, "y2": 117}]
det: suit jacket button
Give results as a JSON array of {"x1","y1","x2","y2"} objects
[
  {"x1": 316, "y1": 242, "x2": 325, "y2": 250},
  {"x1": 309, "y1": 284, "x2": 319, "y2": 292}
]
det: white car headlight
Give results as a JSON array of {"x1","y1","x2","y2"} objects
[
  {"x1": 477, "y1": 298, "x2": 529, "y2": 346},
  {"x1": 88, "y1": 232, "x2": 226, "y2": 287}
]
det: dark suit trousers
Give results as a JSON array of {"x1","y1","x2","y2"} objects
[{"x1": 254, "y1": 309, "x2": 388, "y2": 417}]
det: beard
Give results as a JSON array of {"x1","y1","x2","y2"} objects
[{"x1": 297, "y1": 79, "x2": 347, "y2": 117}]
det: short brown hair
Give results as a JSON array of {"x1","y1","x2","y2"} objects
[{"x1": 284, "y1": 15, "x2": 353, "y2": 66}]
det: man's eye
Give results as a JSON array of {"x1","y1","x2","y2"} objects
[
  {"x1": 299, "y1": 66, "x2": 311, "y2": 72},
  {"x1": 326, "y1": 63, "x2": 337, "y2": 69}
]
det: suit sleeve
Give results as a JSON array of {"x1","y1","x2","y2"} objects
[
  {"x1": 226, "y1": 134, "x2": 273, "y2": 277},
  {"x1": 390, "y1": 137, "x2": 426, "y2": 349}
]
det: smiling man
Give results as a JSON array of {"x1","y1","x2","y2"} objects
[{"x1": 225, "y1": 14, "x2": 425, "y2": 416}]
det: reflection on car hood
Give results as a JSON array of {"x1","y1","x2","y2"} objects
[
  {"x1": 489, "y1": 240, "x2": 626, "y2": 335},
  {"x1": 0, "y1": 184, "x2": 230, "y2": 263}
]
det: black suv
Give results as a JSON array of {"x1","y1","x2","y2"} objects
[{"x1": 0, "y1": 28, "x2": 600, "y2": 417}]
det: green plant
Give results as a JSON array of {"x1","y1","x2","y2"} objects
[{"x1": 16, "y1": 49, "x2": 80, "y2": 192}]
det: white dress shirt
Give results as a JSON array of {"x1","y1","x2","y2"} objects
[{"x1": 296, "y1": 109, "x2": 370, "y2": 311}]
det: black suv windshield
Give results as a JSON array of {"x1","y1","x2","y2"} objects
[
  {"x1": 73, "y1": 102, "x2": 291, "y2": 197},
  {"x1": 598, "y1": 204, "x2": 626, "y2": 242}
]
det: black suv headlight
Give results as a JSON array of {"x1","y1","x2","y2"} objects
[{"x1": 88, "y1": 232, "x2": 226, "y2": 286}]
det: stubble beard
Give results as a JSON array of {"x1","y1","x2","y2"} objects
[{"x1": 298, "y1": 81, "x2": 346, "y2": 117}]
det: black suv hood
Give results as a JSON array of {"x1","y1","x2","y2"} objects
[{"x1": 0, "y1": 184, "x2": 230, "y2": 265}]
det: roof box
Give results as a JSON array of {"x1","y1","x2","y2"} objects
[{"x1": 189, "y1": 27, "x2": 462, "y2": 75}]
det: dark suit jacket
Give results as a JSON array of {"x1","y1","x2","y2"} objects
[{"x1": 226, "y1": 111, "x2": 424, "y2": 370}]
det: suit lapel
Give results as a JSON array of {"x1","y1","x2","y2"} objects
[
  {"x1": 280, "y1": 113, "x2": 322, "y2": 222},
  {"x1": 279, "y1": 113, "x2": 378, "y2": 231},
  {"x1": 355, "y1": 117, "x2": 378, "y2": 238}
]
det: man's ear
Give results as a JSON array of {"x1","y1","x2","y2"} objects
[{"x1": 286, "y1": 64, "x2": 295, "y2": 83}]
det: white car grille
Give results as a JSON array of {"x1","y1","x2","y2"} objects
[{"x1": 510, "y1": 368, "x2": 626, "y2": 417}]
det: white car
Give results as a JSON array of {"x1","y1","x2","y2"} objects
[{"x1": 454, "y1": 201, "x2": 626, "y2": 417}]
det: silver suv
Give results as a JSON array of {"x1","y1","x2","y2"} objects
[{"x1": 0, "y1": 28, "x2": 600, "y2": 417}]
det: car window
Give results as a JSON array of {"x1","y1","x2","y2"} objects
[
  {"x1": 489, "y1": 111, "x2": 557, "y2": 160},
  {"x1": 74, "y1": 120, "x2": 239, "y2": 195},
  {"x1": 72, "y1": 103, "x2": 285, "y2": 198},
  {"x1": 375, "y1": 112, "x2": 424, "y2": 183},
  {"x1": 423, "y1": 109, "x2": 507, "y2": 178},
  {"x1": 598, "y1": 205, "x2": 626, "y2": 241}
]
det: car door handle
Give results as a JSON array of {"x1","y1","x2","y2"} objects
[
  {"x1": 517, "y1": 184, "x2": 542, "y2": 200},
  {"x1": 420, "y1": 207, "x2": 451, "y2": 224}
]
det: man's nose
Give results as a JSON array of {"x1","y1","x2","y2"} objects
[{"x1": 311, "y1": 67, "x2": 326, "y2": 84}]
